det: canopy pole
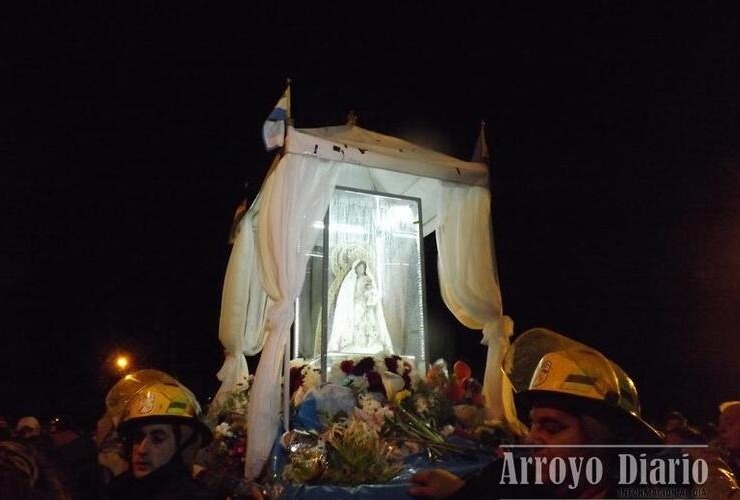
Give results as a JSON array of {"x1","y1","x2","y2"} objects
[
  {"x1": 283, "y1": 334, "x2": 290, "y2": 432},
  {"x1": 281, "y1": 78, "x2": 292, "y2": 430}
]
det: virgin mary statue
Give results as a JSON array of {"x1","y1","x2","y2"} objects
[{"x1": 327, "y1": 260, "x2": 394, "y2": 355}]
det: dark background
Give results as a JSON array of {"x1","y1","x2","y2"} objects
[{"x1": 2, "y1": 2, "x2": 739, "y2": 430}]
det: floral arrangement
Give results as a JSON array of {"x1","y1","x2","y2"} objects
[
  {"x1": 330, "y1": 354, "x2": 414, "y2": 397},
  {"x1": 378, "y1": 358, "x2": 491, "y2": 458},
  {"x1": 197, "y1": 378, "x2": 252, "y2": 478},
  {"x1": 282, "y1": 419, "x2": 402, "y2": 486},
  {"x1": 196, "y1": 356, "x2": 505, "y2": 489},
  {"x1": 281, "y1": 355, "x2": 499, "y2": 486}
]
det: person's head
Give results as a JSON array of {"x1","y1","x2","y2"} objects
[
  {"x1": 15, "y1": 417, "x2": 41, "y2": 440},
  {"x1": 355, "y1": 260, "x2": 367, "y2": 275},
  {"x1": 525, "y1": 393, "x2": 615, "y2": 447},
  {"x1": 128, "y1": 422, "x2": 186, "y2": 478},
  {"x1": 46, "y1": 415, "x2": 79, "y2": 448},
  {"x1": 718, "y1": 401, "x2": 740, "y2": 456},
  {"x1": 507, "y1": 329, "x2": 661, "y2": 488},
  {"x1": 114, "y1": 374, "x2": 211, "y2": 479},
  {"x1": 524, "y1": 394, "x2": 612, "y2": 486}
]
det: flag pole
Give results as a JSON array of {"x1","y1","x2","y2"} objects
[
  {"x1": 278, "y1": 78, "x2": 292, "y2": 157},
  {"x1": 283, "y1": 77, "x2": 292, "y2": 433},
  {"x1": 285, "y1": 78, "x2": 292, "y2": 126}
]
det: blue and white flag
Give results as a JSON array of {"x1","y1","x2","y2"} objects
[{"x1": 262, "y1": 86, "x2": 290, "y2": 151}]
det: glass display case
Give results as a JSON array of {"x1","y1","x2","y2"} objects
[{"x1": 294, "y1": 187, "x2": 427, "y2": 378}]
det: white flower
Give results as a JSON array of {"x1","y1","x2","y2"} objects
[
  {"x1": 214, "y1": 422, "x2": 233, "y2": 438},
  {"x1": 302, "y1": 367, "x2": 321, "y2": 392},
  {"x1": 354, "y1": 394, "x2": 394, "y2": 431},
  {"x1": 359, "y1": 393, "x2": 381, "y2": 412},
  {"x1": 290, "y1": 358, "x2": 308, "y2": 368}
]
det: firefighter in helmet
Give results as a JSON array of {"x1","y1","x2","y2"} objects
[
  {"x1": 104, "y1": 370, "x2": 215, "y2": 500},
  {"x1": 410, "y1": 328, "x2": 662, "y2": 499}
]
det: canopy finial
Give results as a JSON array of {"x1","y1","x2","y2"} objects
[{"x1": 472, "y1": 119, "x2": 490, "y2": 164}]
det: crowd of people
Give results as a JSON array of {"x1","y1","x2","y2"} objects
[
  {"x1": 0, "y1": 372, "x2": 258, "y2": 500},
  {"x1": 0, "y1": 414, "x2": 98, "y2": 499},
  {"x1": 1, "y1": 331, "x2": 739, "y2": 499}
]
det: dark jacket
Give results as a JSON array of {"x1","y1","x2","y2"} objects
[
  {"x1": 51, "y1": 434, "x2": 100, "y2": 500},
  {"x1": 106, "y1": 459, "x2": 215, "y2": 500}
]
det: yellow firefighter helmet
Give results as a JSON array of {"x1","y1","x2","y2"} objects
[
  {"x1": 504, "y1": 328, "x2": 661, "y2": 444},
  {"x1": 107, "y1": 369, "x2": 211, "y2": 445}
]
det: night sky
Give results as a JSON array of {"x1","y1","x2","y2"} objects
[{"x1": 3, "y1": 3, "x2": 740, "y2": 430}]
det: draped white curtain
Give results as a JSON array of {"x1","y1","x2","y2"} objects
[
  {"x1": 244, "y1": 154, "x2": 339, "y2": 479},
  {"x1": 435, "y1": 182, "x2": 517, "y2": 425},
  {"x1": 215, "y1": 210, "x2": 270, "y2": 405}
]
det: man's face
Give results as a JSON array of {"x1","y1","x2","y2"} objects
[
  {"x1": 131, "y1": 424, "x2": 177, "y2": 478},
  {"x1": 525, "y1": 406, "x2": 592, "y2": 483},
  {"x1": 719, "y1": 405, "x2": 740, "y2": 455}
]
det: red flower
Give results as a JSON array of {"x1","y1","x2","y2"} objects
[
  {"x1": 453, "y1": 361, "x2": 471, "y2": 383},
  {"x1": 340, "y1": 359, "x2": 355, "y2": 374}
]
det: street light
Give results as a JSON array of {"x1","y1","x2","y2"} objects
[{"x1": 114, "y1": 354, "x2": 130, "y2": 372}]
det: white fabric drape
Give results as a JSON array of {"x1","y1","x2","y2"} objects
[
  {"x1": 215, "y1": 211, "x2": 270, "y2": 406},
  {"x1": 244, "y1": 154, "x2": 339, "y2": 479},
  {"x1": 435, "y1": 182, "x2": 517, "y2": 424}
]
